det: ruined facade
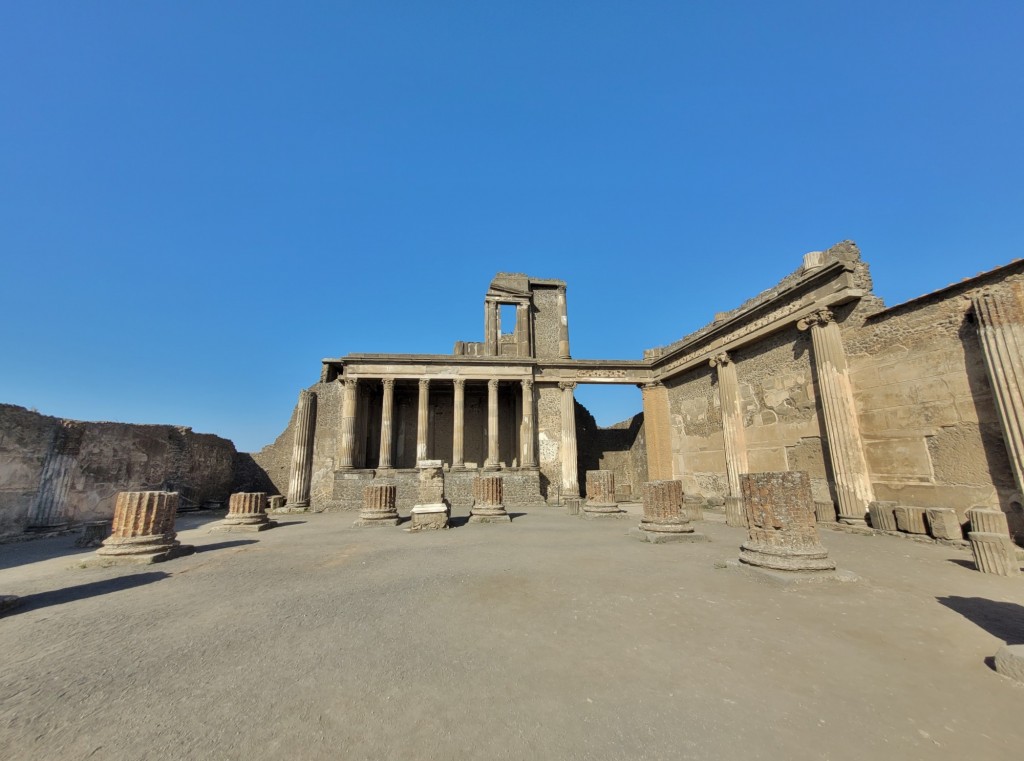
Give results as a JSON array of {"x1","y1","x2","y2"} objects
[{"x1": 255, "y1": 243, "x2": 1024, "y2": 544}]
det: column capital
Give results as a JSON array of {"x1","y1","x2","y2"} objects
[
  {"x1": 709, "y1": 351, "x2": 732, "y2": 368},
  {"x1": 381, "y1": 378, "x2": 395, "y2": 390},
  {"x1": 488, "y1": 378, "x2": 500, "y2": 390},
  {"x1": 419, "y1": 377, "x2": 430, "y2": 390},
  {"x1": 344, "y1": 377, "x2": 358, "y2": 390},
  {"x1": 642, "y1": 381, "x2": 664, "y2": 390},
  {"x1": 797, "y1": 308, "x2": 834, "y2": 332},
  {"x1": 558, "y1": 381, "x2": 577, "y2": 391},
  {"x1": 522, "y1": 378, "x2": 534, "y2": 390},
  {"x1": 453, "y1": 378, "x2": 465, "y2": 390}
]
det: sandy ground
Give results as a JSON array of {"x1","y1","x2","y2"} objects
[{"x1": 2, "y1": 504, "x2": 1023, "y2": 761}]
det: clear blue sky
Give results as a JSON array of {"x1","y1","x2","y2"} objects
[{"x1": 2, "y1": 2, "x2": 1022, "y2": 452}]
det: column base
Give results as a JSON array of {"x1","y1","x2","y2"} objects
[
  {"x1": 631, "y1": 527, "x2": 707, "y2": 544},
  {"x1": 738, "y1": 542, "x2": 836, "y2": 572},
  {"x1": 209, "y1": 520, "x2": 278, "y2": 533},
  {"x1": 84, "y1": 543, "x2": 195, "y2": 567},
  {"x1": 483, "y1": 463, "x2": 501, "y2": 472},
  {"x1": 583, "y1": 502, "x2": 625, "y2": 518},
  {"x1": 469, "y1": 507, "x2": 511, "y2": 524},
  {"x1": 409, "y1": 504, "x2": 450, "y2": 531},
  {"x1": 353, "y1": 516, "x2": 401, "y2": 527}
]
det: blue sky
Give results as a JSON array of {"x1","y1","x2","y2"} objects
[{"x1": 2, "y1": 2, "x2": 1022, "y2": 452}]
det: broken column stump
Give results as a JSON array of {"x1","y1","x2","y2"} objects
[
  {"x1": 355, "y1": 484, "x2": 400, "y2": 527},
  {"x1": 469, "y1": 476, "x2": 511, "y2": 523},
  {"x1": 868, "y1": 501, "x2": 898, "y2": 531},
  {"x1": 683, "y1": 494, "x2": 704, "y2": 522},
  {"x1": 738, "y1": 471, "x2": 836, "y2": 573},
  {"x1": 968, "y1": 532, "x2": 1020, "y2": 576},
  {"x1": 583, "y1": 470, "x2": 625, "y2": 518},
  {"x1": 814, "y1": 500, "x2": 838, "y2": 524},
  {"x1": 968, "y1": 507, "x2": 1011, "y2": 536},
  {"x1": 211, "y1": 492, "x2": 277, "y2": 533},
  {"x1": 564, "y1": 497, "x2": 582, "y2": 516},
  {"x1": 894, "y1": 506, "x2": 928, "y2": 534},
  {"x1": 410, "y1": 462, "x2": 450, "y2": 531},
  {"x1": 634, "y1": 480, "x2": 706, "y2": 544},
  {"x1": 724, "y1": 496, "x2": 746, "y2": 528},
  {"x1": 93, "y1": 491, "x2": 194, "y2": 565}
]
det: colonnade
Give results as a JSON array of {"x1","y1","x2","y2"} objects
[{"x1": 338, "y1": 377, "x2": 539, "y2": 471}]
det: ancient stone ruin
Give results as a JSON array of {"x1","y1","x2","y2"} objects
[
  {"x1": 355, "y1": 484, "x2": 400, "y2": 527},
  {"x1": 409, "y1": 462, "x2": 450, "y2": 531},
  {"x1": 634, "y1": 479, "x2": 705, "y2": 543},
  {"x1": 92, "y1": 491, "x2": 194, "y2": 565},
  {"x1": 469, "y1": 475, "x2": 511, "y2": 523},
  {"x1": 211, "y1": 492, "x2": 277, "y2": 533}
]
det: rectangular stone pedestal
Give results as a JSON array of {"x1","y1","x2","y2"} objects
[{"x1": 410, "y1": 504, "x2": 449, "y2": 531}]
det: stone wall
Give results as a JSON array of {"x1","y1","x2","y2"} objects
[
  {"x1": 532, "y1": 286, "x2": 561, "y2": 359},
  {"x1": 577, "y1": 408, "x2": 647, "y2": 500},
  {"x1": 0, "y1": 404, "x2": 240, "y2": 537}
]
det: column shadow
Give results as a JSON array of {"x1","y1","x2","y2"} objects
[
  {"x1": 4, "y1": 571, "x2": 168, "y2": 616},
  {"x1": 937, "y1": 595, "x2": 1024, "y2": 644}
]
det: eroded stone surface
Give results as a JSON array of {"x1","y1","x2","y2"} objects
[
  {"x1": 739, "y1": 471, "x2": 836, "y2": 572},
  {"x1": 355, "y1": 484, "x2": 399, "y2": 527},
  {"x1": 894, "y1": 506, "x2": 928, "y2": 535},
  {"x1": 93, "y1": 491, "x2": 194, "y2": 564},
  {"x1": 926, "y1": 508, "x2": 964, "y2": 541},
  {"x1": 470, "y1": 476, "x2": 510, "y2": 523},
  {"x1": 639, "y1": 480, "x2": 693, "y2": 534},
  {"x1": 968, "y1": 531, "x2": 1020, "y2": 576},
  {"x1": 868, "y1": 501, "x2": 898, "y2": 532}
]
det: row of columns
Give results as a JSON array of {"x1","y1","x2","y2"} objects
[{"x1": 338, "y1": 378, "x2": 539, "y2": 471}]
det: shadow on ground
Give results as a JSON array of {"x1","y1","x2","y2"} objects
[
  {"x1": 5, "y1": 572, "x2": 168, "y2": 616},
  {"x1": 196, "y1": 540, "x2": 259, "y2": 553},
  {"x1": 937, "y1": 595, "x2": 1024, "y2": 644}
]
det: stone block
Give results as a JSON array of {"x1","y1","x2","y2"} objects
[
  {"x1": 705, "y1": 495, "x2": 725, "y2": 508},
  {"x1": 724, "y1": 496, "x2": 746, "y2": 528},
  {"x1": 894, "y1": 506, "x2": 928, "y2": 534},
  {"x1": 968, "y1": 507, "x2": 1010, "y2": 536},
  {"x1": 565, "y1": 497, "x2": 582, "y2": 516},
  {"x1": 814, "y1": 500, "x2": 837, "y2": 524},
  {"x1": 968, "y1": 532, "x2": 1020, "y2": 576},
  {"x1": 410, "y1": 505, "x2": 449, "y2": 531},
  {"x1": 738, "y1": 471, "x2": 835, "y2": 573},
  {"x1": 267, "y1": 495, "x2": 286, "y2": 511},
  {"x1": 925, "y1": 508, "x2": 963, "y2": 541},
  {"x1": 994, "y1": 644, "x2": 1024, "y2": 683},
  {"x1": 868, "y1": 501, "x2": 898, "y2": 531}
]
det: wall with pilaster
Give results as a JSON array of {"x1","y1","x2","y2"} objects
[
  {"x1": 535, "y1": 383, "x2": 563, "y2": 499},
  {"x1": 532, "y1": 287, "x2": 561, "y2": 359},
  {"x1": 843, "y1": 268, "x2": 1024, "y2": 534},
  {"x1": 577, "y1": 407, "x2": 647, "y2": 500}
]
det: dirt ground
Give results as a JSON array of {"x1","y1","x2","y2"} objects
[{"x1": 2, "y1": 504, "x2": 1023, "y2": 761}]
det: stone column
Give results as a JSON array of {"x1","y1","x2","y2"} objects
[
  {"x1": 485, "y1": 300, "x2": 498, "y2": 356},
  {"x1": 557, "y1": 285, "x2": 571, "y2": 359},
  {"x1": 212, "y1": 492, "x2": 276, "y2": 532},
  {"x1": 798, "y1": 309, "x2": 873, "y2": 525},
  {"x1": 636, "y1": 480, "x2": 704, "y2": 543},
  {"x1": 485, "y1": 379, "x2": 500, "y2": 469},
  {"x1": 709, "y1": 352, "x2": 748, "y2": 498},
  {"x1": 338, "y1": 378, "x2": 358, "y2": 470},
  {"x1": 641, "y1": 382, "x2": 674, "y2": 481},
  {"x1": 95, "y1": 491, "x2": 194, "y2": 563},
  {"x1": 972, "y1": 287, "x2": 1024, "y2": 495},
  {"x1": 520, "y1": 379, "x2": 537, "y2": 469},
  {"x1": 739, "y1": 471, "x2": 835, "y2": 572},
  {"x1": 470, "y1": 475, "x2": 511, "y2": 522},
  {"x1": 516, "y1": 302, "x2": 531, "y2": 357},
  {"x1": 450, "y1": 378, "x2": 466, "y2": 469},
  {"x1": 416, "y1": 378, "x2": 430, "y2": 464},
  {"x1": 286, "y1": 390, "x2": 317, "y2": 509},
  {"x1": 559, "y1": 381, "x2": 580, "y2": 496},
  {"x1": 378, "y1": 379, "x2": 395, "y2": 469},
  {"x1": 583, "y1": 469, "x2": 624, "y2": 516},
  {"x1": 355, "y1": 484, "x2": 399, "y2": 527}
]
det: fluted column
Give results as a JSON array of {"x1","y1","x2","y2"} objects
[
  {"x1": 709, "y1": 352, "x2": 748, "y2": 497},
  {"x1": 378, "y1": 379, "x2": 395, "y2": 469},
  {"x1": 798, "y1": 309, "x2": 873, "y2": 524},
  {"x1": 287, "y1": 390, "x2": 317, "y2": 509},
  {"x1": 972, "y1": 287, "x2": 1024, "y2": 494},
  {"x1": 213, "y1": 492, "x2": 276, "y2": 532},
  {"x1": 485, "y1": 379, "x2": 500, "y2": 469},
  {"x1": 452, "y1": 379, "x2": 465, "y2": 468},
  {"x1": 416, "y1": 378, "x2": 430, "y2": 464},
  {"x1": 559, "y1": 381, "x2": 580, "y2": 497},
  {"x1": 96, "y1": 491, "x2": 193, "y2": 562},
  {"x1": 520, "y1": 379, "x2": 537, "y2": 468},
  {"x1": 338, "y1": 378, "x2": 358, "y2": 469},
  {"x1": 28, "y1": 420, "x2": 84, "y2": 529},
  {"x1": 557, "y1": 285, "x2": 571, "y2": 359}
]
